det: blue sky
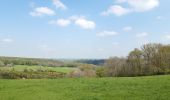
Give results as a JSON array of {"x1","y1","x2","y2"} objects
[{"x1": 0, "y1": 0, "x2": 170, "y2": 59}]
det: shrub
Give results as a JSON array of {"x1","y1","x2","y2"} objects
[
  {"x1": 0, "y1": 70, "x2": 66, "y2": 79},
  {"x1": 0, "y1": 61, "x2": 5, "y2": 67},
  {"x1": 96, "y1": 67, "x2": 106, "y2": 77}
]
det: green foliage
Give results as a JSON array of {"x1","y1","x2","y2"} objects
[
  {"x1": 0, "y1": 65, "x2": 77, "y2": 79},
  {"x1": 0, "y1": 69, "x2": 65, "y2": 79},
  {"x1": 68, "y1": 64, "x2": 97, "y2": 78},
  {"x1": 0, "y1": 75, "x2": 170, "y2": 100},
  {"x1": 0, "y1": 61, "x2": 5, "y2": 67},
  {"x1": 0, "y1": 65, "x2": 75, "y2": 73},
  {"x1": 0, "y1": 57, "x2": 73, "y2": 67},
  {"x1": 96, "y1": 67, "x2": 106, "y2": 77},
  {"x1": 104, "y1": 43, "x2": 170, "y2": 77}
]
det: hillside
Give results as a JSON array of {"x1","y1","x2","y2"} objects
[{"x1": 0, "y1": 75, "x2": 170, "y2": 100}]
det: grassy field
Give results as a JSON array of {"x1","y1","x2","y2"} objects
[
  {"x1": 0, "y1": 65, "x2": 76, "y2": 73},
  {"x1": 0, "y1": 75, "x2": 170, "y2": 100}
]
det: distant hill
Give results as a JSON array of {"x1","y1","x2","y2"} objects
[
  {"x1": 76, "y1": 59, "x2": 106, "y2": 65},
  {"x1": 0, "y1": 56, "x2": 66, "y2": 67}
]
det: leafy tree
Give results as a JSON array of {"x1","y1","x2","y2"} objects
[{"x1": 127, "y1": 48, "x2": 143, "y2": 75}]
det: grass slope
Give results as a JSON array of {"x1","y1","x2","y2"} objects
[{"x1": 0, "y1": 75, "x2": 170, "y2": 100}]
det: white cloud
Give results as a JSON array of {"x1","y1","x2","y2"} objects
[
  {"x1": 49, "y1": 19, "x2": 71, "y2": 27},
  {"x1": 1, "y1": 38, "x2": 13, "y2": 43},
  {"x1": 127, "y1": 0, "x2": 159, "y2": 12},
  {"x1": 136, "y1": 32, "x2": 149, "y2": 38},
  {"x1": 30, "y1": 7, "x2": 55, "y2": 17},
  {"x1": 52, "y1": 0, "x2": 67, "y2": 10},
  {"x1": 103, "y1": 0, "x2": 160, "y2": 16},
  {"x1": 101, "y1": 5, "x2": 132, "y2": 16},
  {"x1": 123, "y1": 26, "x2": 133, "y2": 32},
  {"x1": 117, "y1": 0, "x2": 159, "y2": 12},
  {"x1": 75, "y1": 18, "x2": 96, "y2": 29},
  {"x1": 49, "y1": 15, "x2": 95, "y2": 30},
  {"x1": 97, "y1": 31, "x2": 118, "y2": 37}
]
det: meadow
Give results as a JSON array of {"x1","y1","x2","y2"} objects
[
  {"x1": 0, "y1": 65, "x2": 75, "y2": 73},
  {"x1": 0, "y1": 75, "x2": 170, "y2": 100}
]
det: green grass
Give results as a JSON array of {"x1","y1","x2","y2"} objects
[
  {"x1": 0, "y1": 75, "x2": 170, "y2": 100},
  {"x1": 0, "y1": 65, "x2": 76, "y2": 73}
]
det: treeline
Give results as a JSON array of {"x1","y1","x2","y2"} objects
[
  {"x1": 76, "y1": 59, "x2": 105, "y2": 65},
  {"x1": 97, "y1": 43, "x2": 170, "y2": 77},
  {"x1": 0, "y1": 57, "x2": 75, "y2": 67},
  {"x1": 0, "y1": 69, "x2": 65, "y2": 79}
]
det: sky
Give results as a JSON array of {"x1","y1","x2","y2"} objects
[{"x1": 0, "y1": 0, "x2": 170, "y2": 59}]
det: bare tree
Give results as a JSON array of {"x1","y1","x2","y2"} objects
[{"x1": 105, "y1": 57, "x2": 126, "y2": 77}]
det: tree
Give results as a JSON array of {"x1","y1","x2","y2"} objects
[
  {"x1": 141, "y1": 43, "x2": 164, "y2": 74},
  {"x1": 158, "y1": 45, "x2": 170, "y2": 72},
  {"x1": 127, "y1": 48, "x2": 143, "y2": 76},
  {"x1": 105, "y1": 57, "x2": 126, "y2": 77}
]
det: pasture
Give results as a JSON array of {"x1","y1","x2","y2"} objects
[
  {"x1": 0, "y1": 65, "x2": 75, "y2": 73},
  {"x1": 0, "y1": 75, "x2": 170, "y2": 100}
]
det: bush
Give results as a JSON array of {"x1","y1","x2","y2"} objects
[
  {"x1": 0, "y1": 61, "x2": 5, "y2": 67},
  {"x1": 67, "y1": 64, "x2": 96, "y2": 78},
  {"x1": 96, "y1": 67, "x2": 106, "y2": 77},
  {"x1": 0, "y1": 70, "x2": 66, "y2": 79}
]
